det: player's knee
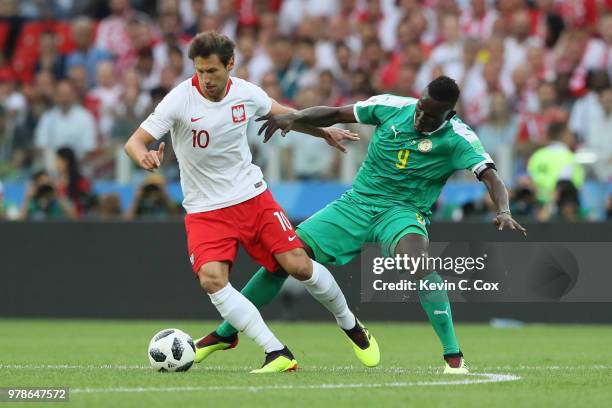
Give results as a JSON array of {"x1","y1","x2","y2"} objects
[
  {"x1": 279, "y1": 249, "x2": 312, "y2": 281},
  {"x1": 197, "y1": 265, "x2": 228, "y2": 294}
]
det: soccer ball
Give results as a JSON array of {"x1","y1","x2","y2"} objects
[{"x1": 148, "y1": 328, "x2": 196, "y2": 372}]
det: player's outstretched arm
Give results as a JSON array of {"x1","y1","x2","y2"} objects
[
  {"x1": 124, "y1": 127, "x2": 165, "y2": 172},
  {"x1": 257, "y1": 102, "x2": 359, "y2": 152},
  {"x1": 481, "y1": 169, "x2": 527, "y2": 236}
]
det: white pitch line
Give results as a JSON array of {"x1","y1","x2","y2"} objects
[
  {"x1": 1, "y1": 364, "x2": 611, "y2": 372},
  {"x1": 70, "y1": 373, "x2": 521, "y2": 394}
]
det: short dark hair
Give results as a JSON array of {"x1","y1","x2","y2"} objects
[
  {"x1": 427, "y1": 75, "x2": 460, "y2": 103},
  {"x1": 547, "y1": 122, "x2": 568, "y2": 141},
  {"x1": 188, "y1": 31, "x2": 235, "y2": 66}
]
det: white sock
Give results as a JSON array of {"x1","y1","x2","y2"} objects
[
  {"x1": 302, "y1": 260, "x2": 356, "y2": 330},
  {"x1": 208, "y1": 283, "x2": 284, "y2": 353}
]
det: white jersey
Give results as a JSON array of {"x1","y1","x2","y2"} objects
[{"x1": 140, "y1": 75, "x2": 272, "y2": 213}]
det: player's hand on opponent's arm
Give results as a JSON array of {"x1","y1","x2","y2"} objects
[
  {"x1": 321, "y1": 127, "x2": 360, "y2": 153},
  {"x1": 257, "y1": 113, "x2": 360, "y2": 153},
  {"x1": 493, "y1": 211, "x2": 527, "y2": 236},
  {"x1": 138, "y1": 142, "x2": 165, "y2": 172},
  {"x1": 256, "y1": 112, "x2": 296, "y2": 142}
]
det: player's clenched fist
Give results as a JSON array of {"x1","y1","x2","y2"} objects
[{"x1": 140, "y1": 142, "x2": 165, "y2": 172}]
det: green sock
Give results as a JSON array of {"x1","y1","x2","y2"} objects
[
  {"x1": 215, "y1": 267, "x2": 288, "y2": 338},
  {"x1": 417, "y1": 271, "x2": 460, "y2": 355}
]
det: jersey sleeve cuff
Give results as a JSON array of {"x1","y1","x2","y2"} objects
[
  {"x1": 472, "y1": 161, "x2": 496, "y2": 180},
  {"x1": 260, "y1": 98, "x2": 273, "y2": 116},
  {"x1": 353, "y1": 103, "x2": 363, "y2": 123},
  {"x1": 139, "y1": 122, "x2": 165, "y2": 140}
]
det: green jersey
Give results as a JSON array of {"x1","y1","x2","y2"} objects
[{"x1": 351, "y1": 94, "x2": 494, "y2": 218}]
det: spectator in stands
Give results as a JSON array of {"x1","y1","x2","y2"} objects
[
  {"x1": 158, "y1": 65, "x2": 180, "y2": 92},
  {"x1": 461, "y1": 59, "x2": 502, "y2": 127},
  {"x1": 278, "y1": 0, "x2": 338, "y2": 36},
  {"x1": 296, "y1": 38, "x2": 320, "y2": 90},
  {"x1": 152, "y1": 11, "x2": 190, "y2": 75},
  {"x1": 458, "y1": 37, "x2": 482, "y2": 88},
  {"x1": 65, "y1": 16, "x2": 113, "y2": 88},
  {"x1": 259, "y1": 72, "x2": 287, "y2": 105},
  {"x1": 476, "y1": 92, "x2": 519, "y2": 182},
  {"x1": 318, "y1": 70, "x2": 345, "y2": 107},
  {"x1": 31, "y1": 70, "x2": 57, "y2": 108},
  {"x1": 110, "y1": 83, "x2": 150, "y2": 141},
  {"x1": 54, "y1": 146, "x2": 94, "y2": 218},
  {"x1": 527, "y1": 122, "x2": 585, "y2": 205},
  {"x1": 89, "y1": 192, "x2": 122, "y2": 220},
  {"x1": 235, "y1": 34, "x2": 272, "y2": 86},
  {"x1": 553, "y1": 180, "x2": 584, "y2": 222},
  {"x1": 461, "y1": 0, "x2": 498, "y2": 41},
  {"x1": 0, "y1": 69, "x2": 27, "y2": 175},
  {"x1": 509, "y1": 176, "x2": 537, "y2": 219},
  {"x1": 392, "y1": 64, "x2": 419, "y2": 98},
  {"x1": 579, "y1": 86, "x2": 612, "y2": 182},
  {"x1": 87, "y1": 61, "x2": 122, "y2": 140},
  {"x1": 134, "y1": 47, "x2": 160, "y2": 91},
  {"x1": 10, "y1": 71, "x2": 55, "y2": 177},
  {"x1": 0, "y1": 69, "x2": 27, "y2": 123},
  {"x1": 536, "y1": 179, "x2": 585, "y2": 222},
  {"x1": 331, "y1": 43, "x2": 353, "y2": 92},
  {"x1": 34, "y1": 80, "x2": 97, "y2": 172},
  {"x1": 18, "y1": 169, "x2": 77, "y2": 220},
  {"x1": 280, "y1": 87, "x2": 337, "y2": 181},
  {"x1": 34, "y1": 31, "x2": 65, "y2": 81},
  {"x1": 120, "y1": 14, "x2": 155, "y2": 73},
  {"x1": 571, "y1": 12, "x2": 612, "y2": 95},
  {"x1": 269, "y1": 36, "x2": 303, "y2": 100},
  {"x1": 516, "y1": 81, "x2": 567, "y2": 157},
  {"x1": 125, "y1": 173, "x2": 179, "y2": 220},
  {"x1": 358, "y1": 39, "x2": 387, "y2": 81},
  {"x1": 95, "y1": 0, "x2": 134, "y2": 59},
  {"x1": 569, "y1": 69, "x2": 611, "y2": 140},
  {"x1": 181, "y1": 0, "x2": 202, "y2": 36},
  {"x1": 503, "y1": 9, "x2": 543, "y2": 80},
  {"x1": 216, "y1": 0, "x2": 239, "y2": 40},
  {"x1": 419, "y1": 13, "x2": 463, "y2": 88},
  {"x1": 167, "y1": 45, "x2": 192, "y2": 81},
  {"x1": 66, "y1": 65, "x2": 91, "y2": 107}
]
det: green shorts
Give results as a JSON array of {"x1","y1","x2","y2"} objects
[{"x1": 296, "y1": 190, "x2": 428, "y2": 266}]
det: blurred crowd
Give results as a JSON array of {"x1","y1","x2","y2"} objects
[{"x1": 1, "y1": 0, "x2": 612, "y2": 222}]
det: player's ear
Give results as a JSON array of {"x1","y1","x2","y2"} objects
[{"x1": 226, "y1": 56, "x2": 235, "y2": 72}]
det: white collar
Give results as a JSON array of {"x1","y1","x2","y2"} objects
[{"x1": 413, "y1": 111, "x2": 448, "y2": 135}]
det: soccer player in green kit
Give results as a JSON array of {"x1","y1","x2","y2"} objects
[{"x1": 194, "y1": 76, "x2": 527, "y2": 373}]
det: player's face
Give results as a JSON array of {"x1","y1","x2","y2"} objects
[
  {"x1": 193, "y1": 54, "x2": 234, "y2": 101},
  {"x1": 413, "y1": 89, "x2": 454, "y2": 133}
]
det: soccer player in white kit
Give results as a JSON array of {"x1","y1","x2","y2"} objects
[{"x1": 125, "y1": 31, "x2": 380, "y2": 373}]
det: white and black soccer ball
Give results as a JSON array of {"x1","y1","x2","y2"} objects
[{"x1": 148, "y1": 328, "x2": 196, "y2": 372}]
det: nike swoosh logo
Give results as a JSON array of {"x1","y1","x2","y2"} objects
[
  {"x1": 191, "y1": 116, "x2": 204, "y2": 122},
  {"x1": 288, "y1": 235, "x2": 297, "y2": 241},
  {"x1": 433, "y1": 309, "x2": 449, "y2": 315}
]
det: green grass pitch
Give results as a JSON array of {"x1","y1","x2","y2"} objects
[{"x1": 1, "y1": 319, "x2": 611, "y2": 407}]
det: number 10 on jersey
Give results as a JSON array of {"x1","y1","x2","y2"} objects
[
  {"x1": 274, "y1": 211, "x2": 293, "y2": 231},
  {"x1": 192, "y1": 129, "x2": 210, "y2": 148}
]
